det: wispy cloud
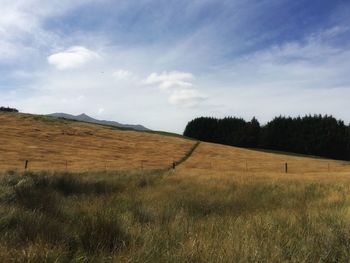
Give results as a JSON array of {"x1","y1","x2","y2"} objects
[
  {"x1": 145, "y1": 71, "x2": 194, "y2": 90},
  {"x1": 112, "y1": 69, "x2": 133, "y2": 80},
  {"x1": 230, "y1": 26, "x2": 350, "y2": 88},
  {"x1": 202, "y1": 26, "x2": 350, "y2": 123},
  {"x1": 168, "y1": 89, "x2": 206, "y2": 107},
  {"x1": 144, "y1": 71, "x2": 206, "y2": 107}
]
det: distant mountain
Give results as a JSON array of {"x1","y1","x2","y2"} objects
[{"x1": 48, "y1": 113, "x2": 150, "y2": 131}]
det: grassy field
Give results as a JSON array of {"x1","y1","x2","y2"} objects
[
  {"x1": 2, "y1": 113, "x2": 350, "y2": 262},
  {"x1": 178, "y1": 142, "x2": 350, "y2": 176},
  {"x1": 0, "y1": 112, "x2": 194, "y2": 172},
  {"x1": 2, "y1": 170, "x2": 350, "y2": 262}
]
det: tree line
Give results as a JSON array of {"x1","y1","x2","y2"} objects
[
  {"x1": 183, "y1": 115, "x2": 350, "y2": 160},
  {"x1": 0, "y1": 106, "x2": 18, "y2": 113}
]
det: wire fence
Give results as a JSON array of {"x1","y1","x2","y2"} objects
[
  {"x1": 1, "y1": 158, "x2": 350, "y2": 174},
  {"x1": 0, "y1": 159, "x2": 177, "y2": 173},
  {"x1": 184, "y1": 160, "x2": 350, "y2": 174}
]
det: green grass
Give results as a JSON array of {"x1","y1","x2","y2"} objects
[{"x1": 1, "y1": 170, "x2": 350, "y2": 262}]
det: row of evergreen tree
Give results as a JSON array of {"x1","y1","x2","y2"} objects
[
  {"x1": 0, "y1": 106, "x2": 18, "y2": 112},
  {"x1": 183, "y1": 115, "x2": 350, "y2": 160}
]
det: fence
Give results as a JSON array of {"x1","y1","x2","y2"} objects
[
  {"x1": 1, "y1": 158, "x2": 350, "y2": 174},
  {"x1": 184, "y1": 159, "x2": 350, "y2": 174},
  {"x1": 0, "y1": 159, "x2": 177, "y2": 173}
]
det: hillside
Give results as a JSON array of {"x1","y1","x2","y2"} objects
[
  {"x1": 1, "y1": 112, "x2": 349, "y2": 175},
  {"x1": 178, "y1": 142, "x2": 350, "y2": 177},
  {"x1": 0, "y1": 112, "x2": 194, "y2": 172}
]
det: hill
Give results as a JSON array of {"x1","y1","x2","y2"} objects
[
  {"x1": 0, "y1": 112, "x2": 194, "y2": 172},
  {"x1": 0, "y1": 112, "x2": 349, "y2": 175},
  {"x1": 48, "y1": 112, "x2": 150, "y2": 131},
  {"x1": 178, "y1": 141, "x2": 350, "y2": 177}
]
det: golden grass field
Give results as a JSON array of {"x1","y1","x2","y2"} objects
[
  {"x1": 0, "y1": 112, "x2": 194, "y2": 172},
  {"x1": 178, "y1": 142, "x2": 350, "y2": 178},
  {"x1": 1, "y1": 112, "x2": 349, "y2": 176},
  {"x1": 2, "y1": 112, "x2": 350, "y2": 262}
]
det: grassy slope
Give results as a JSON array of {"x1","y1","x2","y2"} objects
[
  {"x1": 178, "y1": 142, "x2": 350, "y2": 176},
  {"x1": 2, "y1": 113, "x2": 350, "y2": 261},
  {"x1": 0, "y1": 112, "x2": 195, "y2": 172}
]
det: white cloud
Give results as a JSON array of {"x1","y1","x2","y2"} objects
[
  {"x1": 112, "y1": 69, "x2": 133, "y2": 79},
  {"x1": 47, "y1": 46, "x2": 99, "y2": 70},
  {"x1": 145, "y1": 71, "x2": 195, "y2": 90},
  {"x1": 168, "y1": 89, "x2": 206, "y2": 107},
  {"x1": 144, "y1": 71, "x2": 206, "y2": 107}
]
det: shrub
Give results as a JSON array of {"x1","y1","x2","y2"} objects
[{"x1": 0, "y1": 106, "x2": 18, "y2": 113}]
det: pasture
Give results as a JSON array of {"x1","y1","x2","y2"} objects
[
  {"x1": 0, "y1": 113, "x2": 194, "y2": 172},
  {"x1": 1, "y1": 113, "x2": 350, "y2": 262}
]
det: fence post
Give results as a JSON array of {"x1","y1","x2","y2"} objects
[
  {"x1": 285, "y1": 163, "x2": 288, "y2": 174},
  {"x1": 141, "y1": 160, "x2": 144, "y2": 176}
]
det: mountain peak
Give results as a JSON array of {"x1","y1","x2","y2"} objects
[{"x1": 75, "y1": 113, "x2": 95, "y2": 121}]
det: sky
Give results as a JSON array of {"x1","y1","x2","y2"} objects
[{"x1": 1, "y1": 0, "x2": 350, "y2": 133}]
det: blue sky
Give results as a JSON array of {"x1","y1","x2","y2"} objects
[{"x1": 1, "y1": 0, "x2": 350, "y2": 132}]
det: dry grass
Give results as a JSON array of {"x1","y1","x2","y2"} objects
[
  {"x1": 178, "y1": 142, "x2": 350, "y2": 179},
  {"x1": 2, "y1": 113, "x2": 350, "y2": 262},
  {"x1": 2, "y1": 170, "x2": 350, "y2": 262},
  {"x1": 0, "y1": 112, "x2": 194, "y2": 172}
]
